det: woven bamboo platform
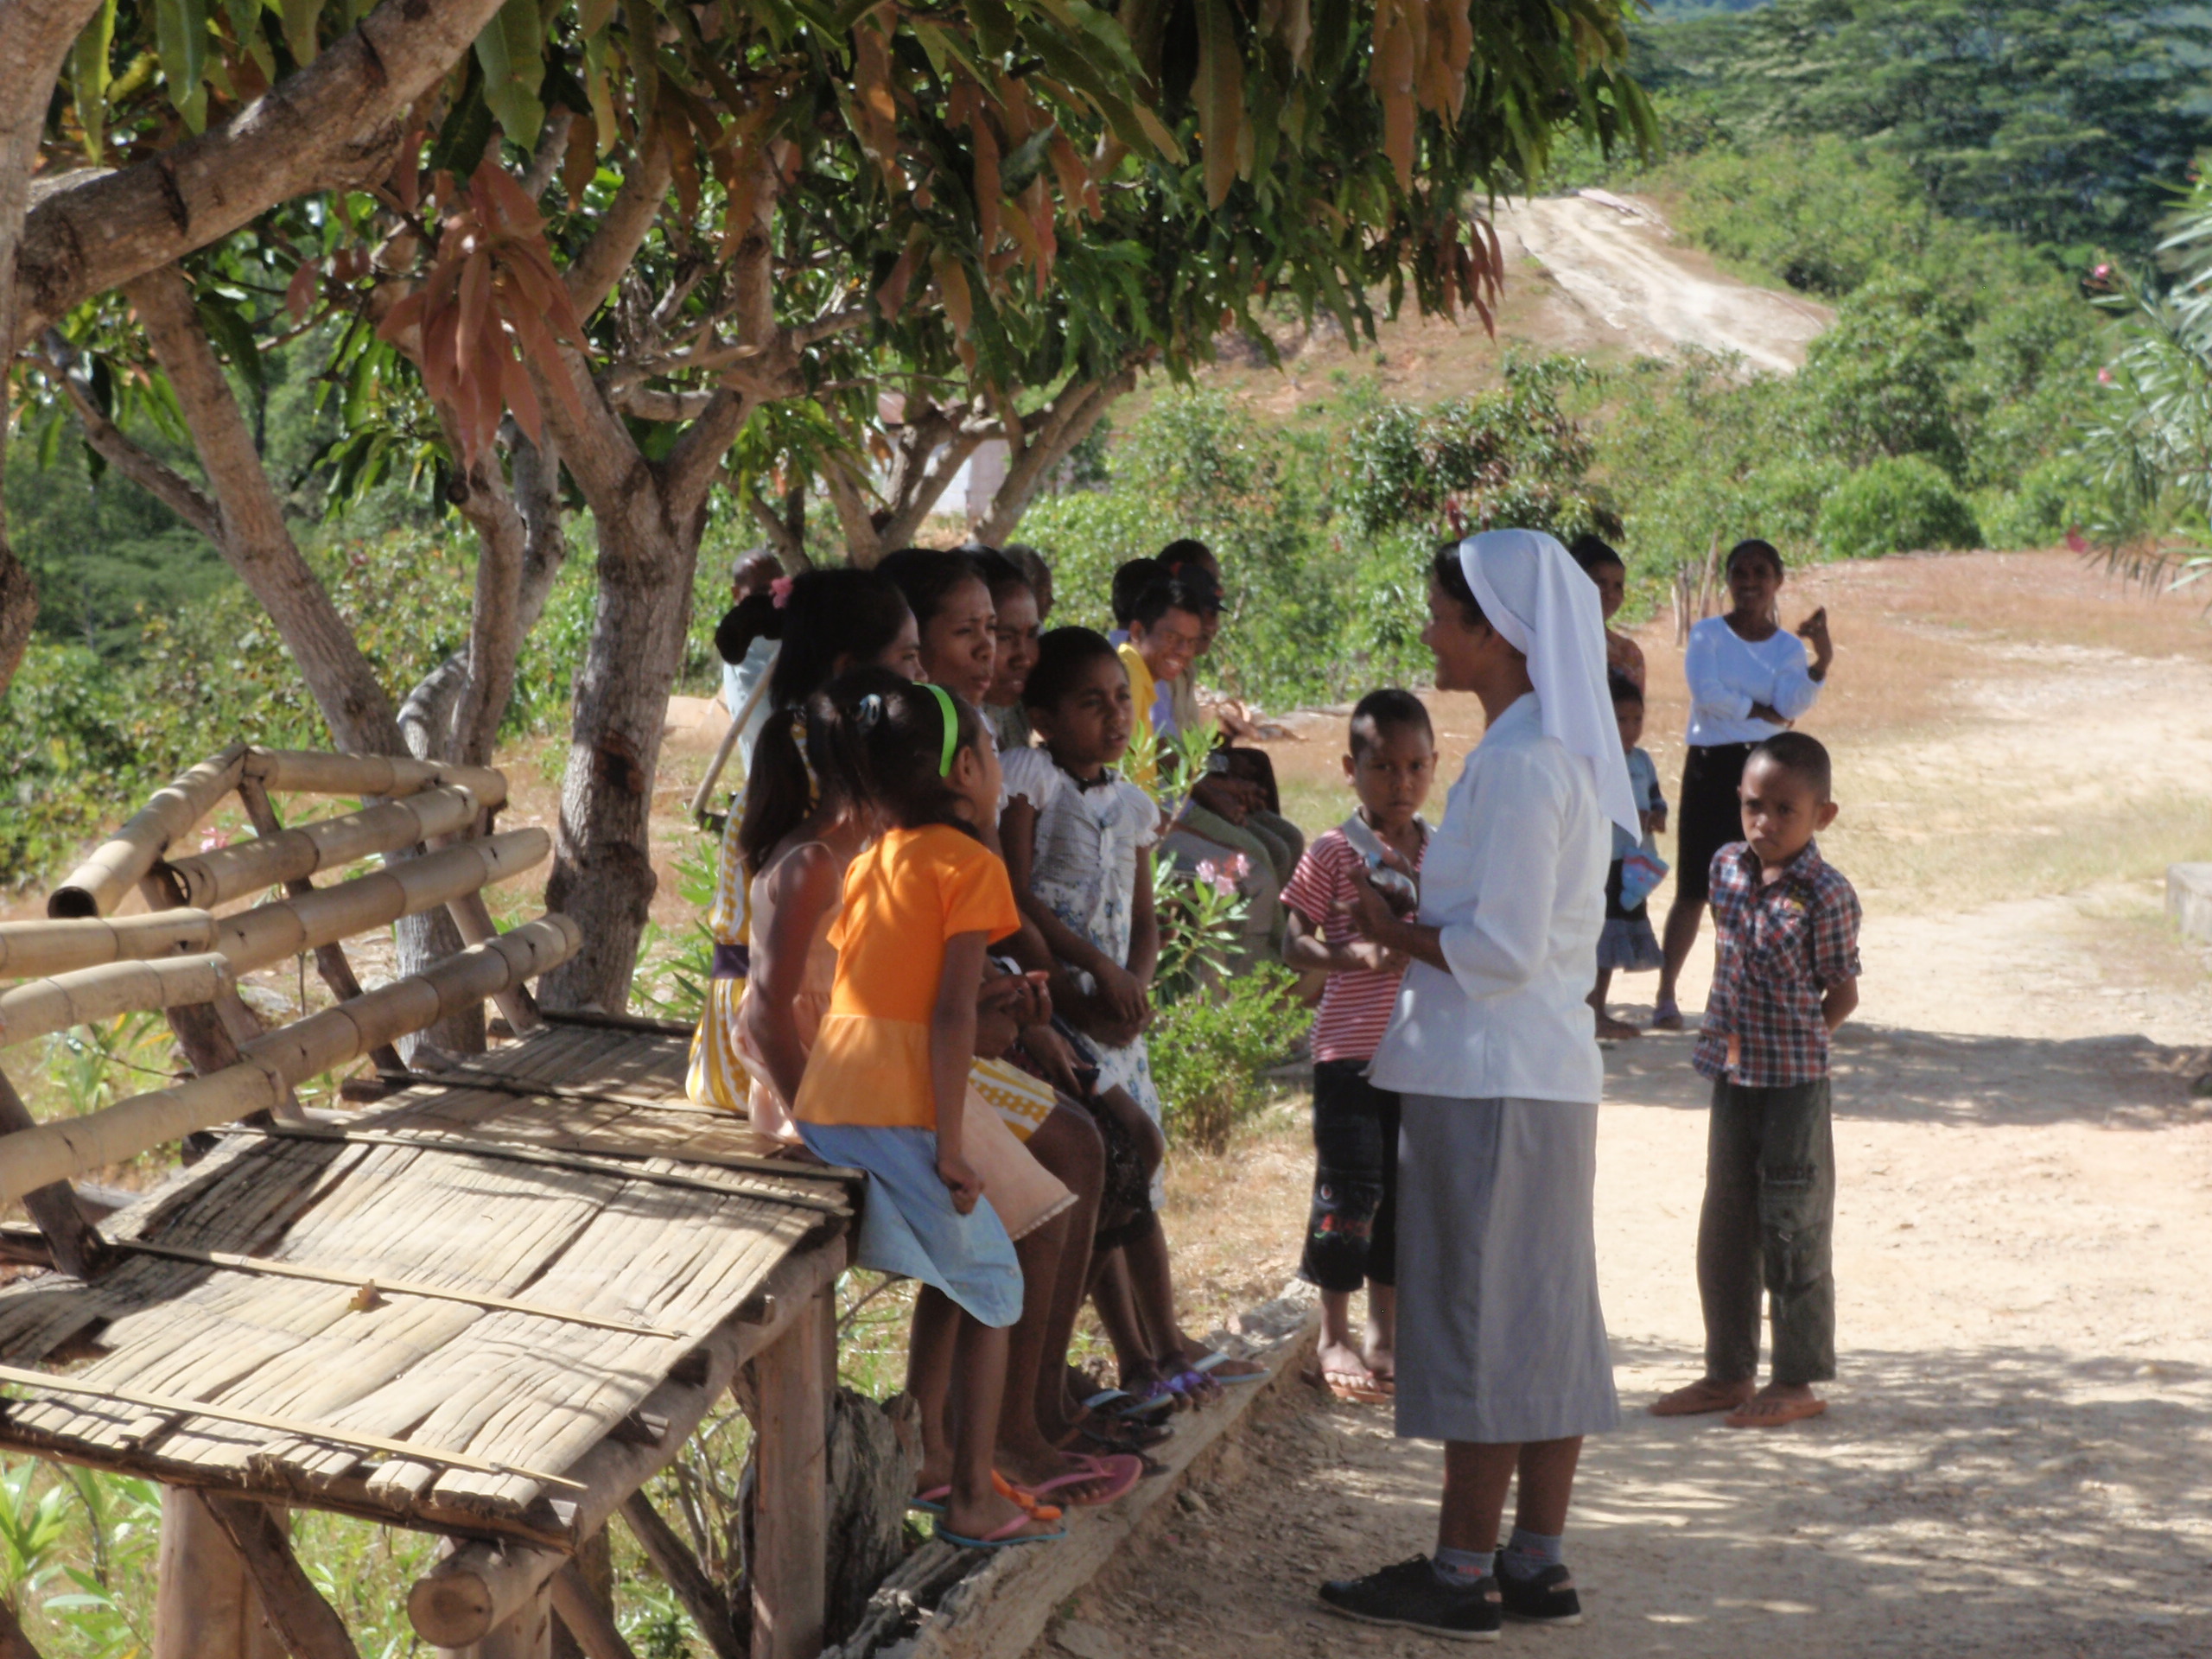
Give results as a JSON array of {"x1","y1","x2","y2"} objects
[
  {"x1": 0, "y1": 1020, "x2": 854, "y2": 1548},
  {"x1": 0, "y1": 747, "x2": 856, "y2": 1659}
]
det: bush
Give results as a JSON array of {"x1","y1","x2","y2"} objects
[
  {"x1": 1816, "y1": 456, "x2": 1982, "y2": 560},
  {"x1": 1147, "y1": 963, "x2": 1310, "y2": 1153}
]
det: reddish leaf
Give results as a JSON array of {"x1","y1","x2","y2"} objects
[{"x1": 285, "y1": 260, "x2": 320, "y2": 323}]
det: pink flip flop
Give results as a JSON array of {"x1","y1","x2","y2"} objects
[{"x1": 1021, "y1": 1453, "x2": 1144, "y2": 1507}]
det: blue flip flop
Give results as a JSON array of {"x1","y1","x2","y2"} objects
[{"x1": 934, "y1": 1516, "x2": 1065, "y2": 1550}]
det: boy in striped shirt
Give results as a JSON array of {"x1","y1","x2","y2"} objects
[{"x1": 1281, "y1": 690, "x2": 1436, "y2": 1402}]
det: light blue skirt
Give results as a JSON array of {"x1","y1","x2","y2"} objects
[{"x1": 797, "y1": 1123, "x2": 1024, "y2": 1327}]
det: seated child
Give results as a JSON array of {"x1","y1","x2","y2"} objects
[
  {"x1": 1105, "y1": 556, "x2": 1165, "y2": 648},
  {"x1": 1002, "y1": 626, "x2": 1264, "y2": 1406},
  {"x1": 1590, "y1": 671, "x2": 1668, "y2": 1039},
  {"x1": 1650, "y1": 732, "x2": 1861, "y2": 1430},
  {"x1": 1280, "y1": 690, "x2": 1435, "y2": 1403},
  {"x1": 786, "y1": 672, "x2": 1060, "y2": 1549}
]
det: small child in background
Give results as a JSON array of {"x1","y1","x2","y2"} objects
[
  {"x1": 1591, "y1": 671, "x2": 1668, "y2": 1039},
  {"x1": 1115, "y1": 578, "x2": 1209, "y2": 792},
  {"x1": 1106, "y1": 556, "x2": 1165, "y2": 647},
  {"x1": 1570, "y1": 531, "x2": 1645, "y2": 692},
  {"x1": 790, "y1": 673, "x2": 1059, "y2": 1550},
  {"x1": 1280, "y1": 690, "x2": 1434, "y2": 1403},
  {"x1": 1651, "y1": 732, "x2": 1860, "y2": 1430}
]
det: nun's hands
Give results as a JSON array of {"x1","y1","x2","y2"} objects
[{"x1": 1342, "y1": 866, "x2": 1404, "y2": 939}]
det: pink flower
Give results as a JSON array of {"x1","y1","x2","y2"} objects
[
  {"x1": 2098, "y1": 367, "x2": 2113, "y2": 385},
  {"x1": 2094, "y1": 264, "x2": 2111, "y2": 280},
  {"x1": 199, "y1": 830, "x2": 231, "y2": 852},
  {"x1": 1194, "y1": 858, "x2": 1240, "y2": 899},
  {"x1": 769, "y1": 575, "x2": 795, "y2": 608}
]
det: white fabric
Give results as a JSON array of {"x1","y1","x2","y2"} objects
[
  {"x1": 720, "y1": 638, "x2": 779, "y2": 779},
  {"x1": 1456, "y1": 531, "x2": 1640, "y2": 841},
  {"x1": 1682, "y1": 614, "x2": 1822, "y2": 747},
  {"x1": 1367, "y1": 696, "x2": 1608, "y2": 1104}
]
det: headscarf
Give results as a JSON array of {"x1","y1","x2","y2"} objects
[{"x1": 1457, "y1": 530, "x2": 1642, "y2": 841}]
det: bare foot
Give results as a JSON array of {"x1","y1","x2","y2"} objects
[
  {"x1": 1363, "y1": 1344, "x2": 1395, "y2": 1386},
  {"x1": 942, "y1": 1487, "x2": 1056, "y2": 1545},
  {"x1": 1595, "y1": 1014, "x2": 1642, "y2": 1040},
  {"x1": 1725, "y1": 1382, "x2": 1827, "y2": 1428},
  {"x1": 1649, "y1": 1376, "x2": 1756, "y2": 1416},
  {"x1": 1313, "y1": 1338, "x2": 1388, "y2": 1402},
  {"x1": 1650, "y1": 999, "x2": 1684, "y2": 1033}
]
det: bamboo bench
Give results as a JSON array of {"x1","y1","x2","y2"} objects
[{"x1": 0, "y1": 747, "x2": 857, "y2": 1659}]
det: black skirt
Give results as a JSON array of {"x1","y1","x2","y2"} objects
[{"x1": 1675, "y1": 742, "x2": 1755, "y2": 904}]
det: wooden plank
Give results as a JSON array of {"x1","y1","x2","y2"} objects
[
  {"x1": 408, "y1": 1237, "x2": 846, "y2": 1646},
  {"x1": 748, "y1": 1280, "x2": 830, "y2": 1659},
  {"x1": 0, "y1": 1065, "x2": 107, "y2": 1279},
  {"x1": 154, "y1": 1485, "x2": 288, "y2": 1659},
  {"x1": 200, "y1": 1492, "x2": 362, "y2": 1659},
  {"x1": 113, "y1": 1242, "x2": 691, "y2": 1340},
  {"x1": 550, "y1": 1562, "x2": 641, "y2": 1659},
  {"x1": 540, "y1": 1010, "x2": 694, "y2": 1038},
  {"x1": 240, "y1": 749, "x2": 507, "y2": 810},
  {"x1": 0, "y1": 1362, "x2": 587, "y2": 1489},
  {"x1": 862, "y1": 1288, "x2": 1322, "y2": 1659},
  {"x1": 0, "y1": 911, "x2": 218, "y2": 982}
]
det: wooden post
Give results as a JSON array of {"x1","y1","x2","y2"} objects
[
  {"x1": 134, "y1": 873, "x2": 302, "y2": 1123},
  {"x1": 437, "y1": 1584, "x2": 553, "y2": 1659},
  {"x1": 0, "y1": 1066, "x2": 106, "y2": 1278},
  {"x1": 619, "y1": 1494, "x2": 741, "y2": 1659},
  {"x1": 200, "y1": 1495, "x2": 361, "y2": 1659},
  {"x1": 154, "y1": 1488, "x2": 288, "y2": 1659},
  {"x1": 748, "y1": 1278, "x2": 833, "y2": 1659},
  {"x1": 549, "y1": 1562, "x2": 639, "y2": 1659},
  {"x1": 0, "y1": 1595, "x2": 45, "y2": 1659}
]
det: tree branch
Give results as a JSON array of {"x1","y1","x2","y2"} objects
[
  {"x1": 565, "y1": 138, "x2": 675, "y2": 321},
  {"x1": 41, "y1": 340, "x2": 222, "y2": 539},
  {"x1": 661, "y1": 388, "x2": 753, "y2": 530},
  {"x1": 128, "y1": 264, "x2": 405, "y2": 753},
  {"x1": 974, "y1": 363, "x2": 1136, "y2": 545},
  {"x1": 14, "y1": 0, "x2": 511, "y2": 347}
]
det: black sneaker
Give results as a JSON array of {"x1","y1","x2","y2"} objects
[
  {"x1": 1494, "y1": 1556, "x2": 1584, "y2": 1626},
  {"x1": 1318, "y1": 1556, "x2": 1502, "y2": 1642}
]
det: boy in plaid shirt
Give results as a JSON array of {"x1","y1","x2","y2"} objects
[{"x1": 1652, "y1": 731, "x2": 1860, "y2": 1429}]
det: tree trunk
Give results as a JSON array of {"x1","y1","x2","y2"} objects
[
  {"x1": 0, "y1": 0, "x2": 105, "y2": 702},
  {"x1": 972, "y1": 365, "x2": 1135, "y2": 546}
]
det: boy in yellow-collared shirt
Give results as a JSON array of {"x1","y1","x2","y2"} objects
[{"x1": 1114, "y1": 577, "x2": 1207, "y2": 791}]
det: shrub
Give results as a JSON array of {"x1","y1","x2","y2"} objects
[
  {"x1": 1147, "y1": 963, "x2": 1310, "y2": 1154},
  {"x1": 1816, "y1": 456, "x2": 1982, "y2": 560}
]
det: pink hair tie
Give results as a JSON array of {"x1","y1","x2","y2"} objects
[{"x1": 769, "y1": 574, "x2": 795, "y2": 607}]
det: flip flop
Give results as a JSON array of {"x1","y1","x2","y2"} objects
[
  {"x1": 1724, "y1": 1396, "x2": 1827, "y2": 1429},
  {"x1": 1084, "y1": 1385, "x2": 1174, "y2": 1421},
  {"x1": 1064, "y1": 1415, "x2": 1174, "y2": 1452},
  {"x1": 909, "y1": 1485, "x2": 949, "y2": 1515},
  {"x1": 1312, "y1": 1368, "x2": 1391, "y2": 1405},
  {"x1": 1192, "y1": 1350, "x2": 1267, "y2": 1383},
  {"x1": 1021, "y1": 1453, "x2": 1145, "y2": 1507},
  {"x1": 992, "y1": 1471, "x2": 1063, "y2": 1522},
  {"x1": 934, "y1": 1514, "x2": 1065, "y2": 1551},
  {"x1": 1650, "y1": 998, "x2": 1684, "y2": 1032}
]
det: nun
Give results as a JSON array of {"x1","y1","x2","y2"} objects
[{"x1": 1318, "y1": 531, "x2": 1641, "y2": 1640}]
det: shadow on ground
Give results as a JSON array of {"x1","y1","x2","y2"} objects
[{"x1": 1602, "y1": 1023, "x2": 2212, "y2": 1130}]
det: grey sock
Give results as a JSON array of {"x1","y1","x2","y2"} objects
[
  {"x1": 1432, "y1": 1545, "x2": 1494, "y2": 1587},
  {"x1": 1499, "y1": 1527, "x2": 1564, "y2": 1580}
]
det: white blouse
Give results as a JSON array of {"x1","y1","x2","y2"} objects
[
  {"x1": 1682, "y1": 615, "x2": 1821, "y2": 747},
  {"x1": 1368, "y1": 695, "x2": 1608, "y2": 1105}
]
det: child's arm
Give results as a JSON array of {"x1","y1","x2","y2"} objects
[
  {"x1": 1128, "y1": 845, "x2": 1160, "y2": 985},
  {"x1": 1283, "y1": 907, "x2": 1402, "y2": 974},
  {"x1": 1821, "y1": 976, "x2": 1859, "y2": 1033},
  {"x1": 931, "y1": 930, "x2": 990, "y2": 1213},
  {"x1": 736, "y1": 846, "x2": 839, "y2": 1109}
]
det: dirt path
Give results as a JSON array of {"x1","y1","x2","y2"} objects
[
  {"x1": 1492, "y1": 192, "x2": 1831, "y2": 373},
  {"x1": 1044, "y1": 552, "x2": 2212, "y2": 1657}
]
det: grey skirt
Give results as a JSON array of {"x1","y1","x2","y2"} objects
[{"x1": 1395, "y1": 1095, "x2": 1620, "y2": 1444}]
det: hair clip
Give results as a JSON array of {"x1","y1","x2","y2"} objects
[
  {"x1": 769, "y1": 574, "x2": 795, "y2": 608},
  {"x1": 855, "y1": 693, "x2": 886, "y2": 730}
]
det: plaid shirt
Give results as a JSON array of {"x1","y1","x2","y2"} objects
[{"x1": 1694, "y1": 839, "x2": 1861, "y2": 1088}]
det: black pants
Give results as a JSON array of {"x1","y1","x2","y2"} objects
[
  {"x1": 1298, "y1": 1060, "x2": 1399, "y2": 1293},
  {"x1": 1698, "y1": 1076, "x2": 1836, "y2": 1386}
]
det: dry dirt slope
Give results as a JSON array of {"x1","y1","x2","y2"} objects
[{"x1": 1041, "y1": 551, "x2": 2212, "y2": 1659}]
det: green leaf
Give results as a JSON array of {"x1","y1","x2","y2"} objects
[
  {"x1": 72, "y1": 0, "x2": 116, "y2": 162},
  {"x1": 156, "y1": 0, "x2": 209, "y2": 133},
  {"x1": 196, "y1": 300, "x2": 265, "y2": 396},
  {"x1": 226, "y1": 0, "x2": 275, "y2": 79},
  {"x1": 474, "y1": 0, "x2": 547, "y2": 151},
  {"x1": 279, "y1": 0, "x2": 319, "y2": 67},
  {"x1": 426, "y1": 69, "x2": 495, "y2": 177}
]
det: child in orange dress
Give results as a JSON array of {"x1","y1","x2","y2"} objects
[{"x1": 791, "y1": 671, "x2": 1060, "y2": 1551}]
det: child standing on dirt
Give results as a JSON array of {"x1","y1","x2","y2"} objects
[
  {"x1": 1590, "y1": 671, "x2": 1668, "y2": 1039},
  {"x1": 1651, "y1": 731, "x2": 1860, "y2": 1430},
  {"x1": 1279, "y1": 690, "x2": 1435, "y2": 1403}
]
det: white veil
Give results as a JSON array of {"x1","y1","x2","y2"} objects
[{"x1": 1457, "y1": 530, "x2": 1642, "y2": 841}]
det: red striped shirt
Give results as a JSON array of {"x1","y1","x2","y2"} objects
[{"x1": 1282, "y1": 826, "x2": 1426, "y2": 1064}]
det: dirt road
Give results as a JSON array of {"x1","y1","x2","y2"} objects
[
  {"x1": 1493, "y1": 192, "x2": 1832, "y2": 373},
  {"x1": 1045, "y1": 551, "x2": 2212, "y2": 1658}
]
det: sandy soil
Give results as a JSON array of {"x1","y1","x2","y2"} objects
[
  {"x1": 1491, "y1": 192, "x2": 1832, "y2": 374},
  {"x1": 1042, "y1": 550, "x2": 2212, "y2": 1658}
]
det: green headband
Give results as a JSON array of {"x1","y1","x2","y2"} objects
[{"x1": 920, "y1": 681, "x2": 960, "y2": 777}]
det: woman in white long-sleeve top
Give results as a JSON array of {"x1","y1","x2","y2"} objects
[
  {"x1": 1651, "y1": 538, "x2": 1834, "y2": 1030},
  {"x1": 1315, "y1": 531, "x2": 1644, "y2": 1640}
]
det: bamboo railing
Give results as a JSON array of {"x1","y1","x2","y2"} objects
[{"x1": 0, "y1": 745, "x2": 565, "y2": 1268}]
